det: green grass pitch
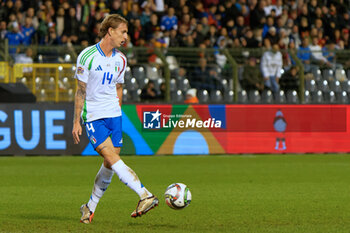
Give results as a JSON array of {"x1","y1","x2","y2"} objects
[{"x1": 1, "y1": 154, "x2": 350, "y2": 233}]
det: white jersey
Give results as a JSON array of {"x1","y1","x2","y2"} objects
[{"x1": 74, "y1": 42, "x2": 126, "y2": 122}]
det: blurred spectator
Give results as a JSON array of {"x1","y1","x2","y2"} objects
[
  {"x1": 5, "y1": 22, "x2": 23, "y2": 54},
  {"x1": 36, "y1": 10, "x2": 48, "y2": 44},
  {"x1": 21, "y1": 17, "x2": 35, "y2": 45},
  {"x1": 62, "y1": 7, "x2": 79, "y2": 44},
  {"x1": 144, "y1": 13, "x2": 159, "y2": 41},
  {"x1": 15, "y1": 47, "x2": 33, "y2": 73},
  {"x1": 160, "y1": 7, "x2": 178, "y2": 31},
  {"x1": 279, "y1": 66, "x2": 299, "y2": 92},
  {"x1": 141, "y1": 80, "x2": 158, "y2": 101},
  {"x1": 129, "y1": 18, "x2": 145, "y2": 46},
  {"x1": 55, "y1": 7, "x2": 65, "y2": 38},
  {"x1": 309, "y1": 37, "x2": 331, "y2": 68},
  {"x1": 140, "y1": 4, "x2": 152, "y2": 26},
  {"x1": 0, "y1": 20, "x2": 7, "y2": 39},
  {"x1": 241, "y1": 29, "x2": 260, "y2": 48},
  {"x1": 260, "y1": 43, "x2": 282, "y2": 95},
  {"x1": 190, "y1": 57, "x2": 216, "y2": 92},
  {"x1": 264, "y1": 26, "x2": 279, "y2": 48},
  {"x1": 241, "y1": 57, "x2": 264, "y2": 91},
  {"x1": 126, "y1": 2, "x2": 140, "y2": 24},
  {"x1": 184, "y1": 88, "x2": 199, "y2": 104},
  {"x1": 297, "y1": 37, "x2": 314, "y2": 73},
  {"x1": 76, "y1": 0, "x2": 90, "y2": 25},
  {"x1": 250, "y1": 0, "x2": 266, "y2": 29},
  {"x1": 214, "y1": 36, "x2": 228, "y2": 68},
  {"x1": 47, "y1": 26, "x2": 61, "y2": 45},
  {"x1": 322, "y1": 41, "x2": 343, "y2": 70},
  {"x1": 158, "y1": 82, "x2": 166, "y2": 100}
]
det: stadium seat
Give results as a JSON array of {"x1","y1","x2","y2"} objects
[
  {"x1": 126, "y1": 77, "x2": 139, "y2": 91},
  {"x1": 224, "y1": 90, "x2": 234, "y2": 102},
  {"x1": 146, "y1": 65, "x2": 161, "y2": 80},
  {"x1": 312, "y1": 90, "x2": 324, "y2": 103},
  {"x1": 305, "y1": 79, "x2": 317, "y2": 92},
  {"x1": 197, "y1": 89, "x2": 209, "y2": 103},
  {"x1": 286, "y1": 90, "x2": 299, "y2": 104},
  {"x1": 64, "y1": 54, "x2": 72, "y2": 63},
  {"x1": 238, "y1": 90, "x2": 248, "y2": 103},
  {"x1": 178, "y1": 78, "x2": 191, "y2": 92},
  {"x1": 125, "y1": 66, "x2": 132, "y2": 80},
  {"x1": 261, "y1": 90, "x2": 273, "y2": 104},
  {"x1": 20, "y1": 77, "x2": 27, "y2": 86},
  {"x1": 304, "y1": 90, "x2": 312, "y2": 104},
  {"x1": 171, "y1": 90, "x2": 184, "y2": 103},
  {"x1": 322, "y1": 69, "x2": 334, "y2": 81},
  {"x1": 221, "y1": 79, "x2": 228, "y2": 92},
  {"x1": 37, "y1": 89, "x2": 46, "y2": 101},
  {"x1": 341, "y1": 80, "x2": 350, "y2": 92},
  {"x1": 122, "y1": 89, "x2": 129, "y2": 103},
  {"x1": 318, "y1": 80, "x2": 330, "y2": 92},
  {"x1": 130, "y1": 89, "x2": 141, "y2": 102},
  {"x1": 324, "y1": 91, "x2": 337, "y2": 103},
  {"x1": 67, "y1": 88, "x2": 74, "y2": 102},
  {"x1": 335, "y1": 69, "x2": 347, "y2": 81},
  {"x1": 337, "y1": 91, "x2": 349, "y2": 104},
  {"x1": 248, "y1": 90, "x2": 261, "y2": 104},
  {"x1": 62, "y1": 76, "x2": 70, "y2": 87},
  {"x1": 166, "y1": 56, "x2": 179, "y2": 71},
  {"x1": 329, "y1": 80, "x2": 342, "y2": 93},
  {"x1": 47, "y1": 77, "x2": 55, "y2": 89},
  {"x1": 35, "y1": 77, "x2": 42, "y2": 90},
  {"x1": 132, "y1": 66, "x2": 146, "y2": 81},
  {"x1": 275, "y1": 90, "x2": 286, "y2": 104},
  {"x1": 154, "y1": 78, "x2": 164, "y2": 92},
  {"x1": 138, "y1": 77, "x2": 149, "y2": 89},
  {"x1": 210, "y1": 90, "x2": 223, "y2": 103},
  {"x1": 312, "y1": 69, "x2": 322, "y2": 81},
  {"x1": 170, "y1": 79, "x2": 177, "y2": 92}
]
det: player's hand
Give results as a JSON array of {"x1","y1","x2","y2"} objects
[{"x1": 72, "y1": 123, "x2": 82, "y2": 144}]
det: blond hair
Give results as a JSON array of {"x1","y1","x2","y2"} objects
[{"x1": 99, "y1": 14, "x2": 128, "y2": 38}]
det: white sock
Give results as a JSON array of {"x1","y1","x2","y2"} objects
[
  {"x1": 87, "y1": 164, "x2": 114, "y2": 212},
  {"x1": 111, "y1": 160, "x2": 152, "y2": 200}
]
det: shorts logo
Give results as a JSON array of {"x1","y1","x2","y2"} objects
[
  {"x1": 143, "y1": 109, "x2": 161, "y2": 129},
  {"x1": 119, "y1": 138, "x2": 123, "y2": 144},
  {"x1": 90, "y1": 135, "x2": 97, "y2": 144},
  {"x1": 77, "y1": 66, "x2": 84, "y2": 74}
]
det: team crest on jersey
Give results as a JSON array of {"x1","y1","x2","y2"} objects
[
  {"x1": 90, "y1": 135, "x2": 97, "y2": 144},
  {"x1": 115, "y1": 62, "x2": 120, "y2": 72},
  {"x1": 77, "y1": 67, "x2": 84, "y2": 74}
]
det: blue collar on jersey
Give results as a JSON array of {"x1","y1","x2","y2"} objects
[{"x1": 96, "y1": 42, "x2": 116, "y2": 57}]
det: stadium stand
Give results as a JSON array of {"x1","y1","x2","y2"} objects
[{"x1": 1, "y1": 0, "x2": 350, "y2": 104}]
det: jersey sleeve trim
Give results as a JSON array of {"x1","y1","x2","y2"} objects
[
  {"x1": 80, "y1": 47, "x2": 97, "y2": 65},
  {"x1": 88, "y1": 56, "x2": 95, "y2": 71},
  {"x1": 118, "y1": 55, "x2": 126, "y2": 78}
]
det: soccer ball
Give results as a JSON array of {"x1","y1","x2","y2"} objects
[{"x1": 164, "y1": 183, "x2": 192, "y2": 209}]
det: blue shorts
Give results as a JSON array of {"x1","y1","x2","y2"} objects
[{"x1": 84, "y1": 116, "x2": 123, "y2": 149}]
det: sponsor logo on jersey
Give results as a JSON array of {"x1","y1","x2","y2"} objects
[
  {"x1": 95, "y1": 65, "x2": 103, "y2": 71},
  {"x1": 77, "y1": 67, "x2": 84, "y2": 74}
]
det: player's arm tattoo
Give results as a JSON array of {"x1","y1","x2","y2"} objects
[{"x1": 73, "y1": 80, "x2": 86, "y2": 124}]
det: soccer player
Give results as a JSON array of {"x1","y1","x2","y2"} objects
[{"x1": 72, "y1": 14, "x2": 158, "y2": 224}]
